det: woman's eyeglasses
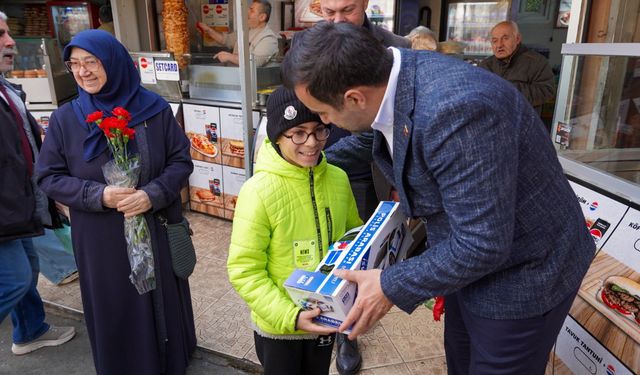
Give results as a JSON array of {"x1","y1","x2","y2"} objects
[
  {"x1": 64, "y1": 57, "x2": 101, "y2": 73},
  {"x1": 282, "y1": 126, "x2": 331, "y2": 145}
]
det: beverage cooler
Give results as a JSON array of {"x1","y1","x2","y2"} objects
[
  {"x1": 442, "y1": 0, "x2": 510, "y2": 57},
  {"x1": 47, "y1": 1, "x2": 99, "y2": 48}
]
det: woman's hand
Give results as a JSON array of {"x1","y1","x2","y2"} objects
[
  {"x1": 295, "y1": 308, "x2": 338, "y2": 335},
  {"x1": 103, "y1": 186, "x2": 136, "y2": 209},
  {"x1": 116, "y1": 190, "x2": 152, "y2": 218}
]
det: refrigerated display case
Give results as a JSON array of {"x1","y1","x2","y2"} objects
[
  {"x1": 46, "y1": 1, "x2": 99, "y2": 48},
  {"x1": 444, "y1": 0, "x2": 510, "y2": 56}
]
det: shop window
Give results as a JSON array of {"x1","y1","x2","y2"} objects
[
  {"x1": 552, "y1": 1, "x2": 640, "y2": 186},
  {"x1": 553, "y1": 45, "x2": 640, "y2": 185}
]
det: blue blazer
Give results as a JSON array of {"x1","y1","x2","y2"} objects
[{"x1": 376, "y1": 49, "x2": 595, "y2": 320}]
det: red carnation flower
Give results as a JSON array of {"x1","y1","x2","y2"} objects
[
  {"x1": 112, "y1": 107, "x2": 131, "y2": 121},
  {"x1": 86, "y1": 111, "x2": 104, "y2": 123},
  {"x1": 122, "y1": 127, "x2": 136, "y2": 140}
]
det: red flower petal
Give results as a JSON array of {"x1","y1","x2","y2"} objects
[{"x1": 86, "y1": 111, "x2": 104, "y2": 123}]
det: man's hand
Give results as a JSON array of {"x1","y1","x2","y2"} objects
[
  {"x1": 296, "y1": 308, "x2": 338, "y2": 335},
  {"x1": 333, "y1": 268, "x2": 393, "y2": 340},
  {"x1": 102, "y1": 186, "x2": 136, "y2": 209},
  {"x1": 214, "y1": 51, "x2": 236, "y2": 64},
  {"x1": 116, "y1": 190, "x2": 152, "y2": 218}
]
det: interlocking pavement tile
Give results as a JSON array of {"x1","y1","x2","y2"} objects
[
  {"x1": 380, "y1": 308, "x2": 445, "y2": 362},
  {"x1": 38, "y1": 275, "x2": 83, "y2": 312},
  {"x1": 243, "y1": 345, "x2": 260, "y2": 365},
  {"x1": 329, "y1": 323, "x2": 403, "y2": 373},
  {"x1": 191, "y1": 293, "x2": 217, "y2": 320},
  {"x1": 189, "y1": 255, "x2": 233, "y2": 300},
  {"x1": 195, "y1": 291, "x2": 254, "y2": 359},
  {"x1": 358, "y1": 363, "x2": 412, "y2": 374},
  {"x1": 405, "y1": 356, "x2": 447, "y2": 375},
  {"x1": 186, "y1": 211, "x2": 232, "y2": 262}
]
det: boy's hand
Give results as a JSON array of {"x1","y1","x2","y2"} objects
[{"x1": 296, "y1": 308, "x2": 338, "y2": 335}]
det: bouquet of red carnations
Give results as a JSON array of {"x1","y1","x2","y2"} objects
[{"x1": 86, "y1": 108, "x2": 156, "y2": 294}]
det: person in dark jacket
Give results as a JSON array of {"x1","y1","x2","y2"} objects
[
  {"x1": 282, "y1": 22, "x2": 594, "y2": 375},
  {"x1": 318, "y1": 2, "x2": 411, "y2": 373},
  {"x1": 479, "y1": 21, "x2": 555, "y2": 120},
  {"x1": 0, "y1": 11, "x2": 76, "y2": 355}
]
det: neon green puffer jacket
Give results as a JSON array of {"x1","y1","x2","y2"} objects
[{"x1": 227, "y1": 139, "x2": 363, "y2": 337}]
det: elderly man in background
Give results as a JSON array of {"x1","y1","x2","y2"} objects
[
  {"x1": 479, "y1": 21, "x2": 555, "y2": 124},
  {"x1": 318, "y1": 1, "x2": 410, "y2": 374},
  {"x1": 0, "y1": 11, "x2": 76, "y2": 355},
  {"x1": 198, "y1": 0, "x2": 278, "y2": 67}
]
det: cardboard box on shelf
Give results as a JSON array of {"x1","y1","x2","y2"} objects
[
  {"x1": 183, "y1": 104, "x2": 222, "y2": 164},
  {"x1": 284, "y1": 201, "x2": 412, "y2": 331}
]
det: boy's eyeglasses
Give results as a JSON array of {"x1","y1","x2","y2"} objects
[
  {"x1": 64, "y1": 57, "x2": 101, "y2": 73},
  {"x1": 282, "y1": 126, "x2": 331, "y2": 145}
]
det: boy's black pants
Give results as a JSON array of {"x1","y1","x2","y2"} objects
[{"x1": 254, "y1": 331, "x2": 336, "y2": 375}]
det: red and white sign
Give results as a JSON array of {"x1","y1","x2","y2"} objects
[{"x1": 137, "y1": 56, "x2": 156, "y2": 84}]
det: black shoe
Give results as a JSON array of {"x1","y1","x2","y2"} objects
[{"x1": 336, "y1": 333, "x2": 362, "y2": 375}]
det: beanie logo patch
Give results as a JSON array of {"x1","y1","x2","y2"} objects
[{"x1": 284, "y1": 106, "x2": 297, "y2": 120}]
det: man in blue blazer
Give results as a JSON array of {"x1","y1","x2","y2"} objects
[{"x1": 282, "y1": 22, "x2": 595, "y2": 374}]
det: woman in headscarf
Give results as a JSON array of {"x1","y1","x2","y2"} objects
[{"x1": 36, "y1": 30, "x2": 196, "y2": 374}]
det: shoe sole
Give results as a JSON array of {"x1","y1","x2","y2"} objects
[{"x1": 11, "y1": 328, "x2": 76, "y2": 355}]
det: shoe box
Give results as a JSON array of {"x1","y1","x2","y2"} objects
[{"x1": 284, "y1": 201, "x2": 412, "y2": 332}]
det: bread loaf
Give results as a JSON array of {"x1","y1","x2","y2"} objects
[{"x1": 162, "y1": 0, "x2": 190, "y2": 69}]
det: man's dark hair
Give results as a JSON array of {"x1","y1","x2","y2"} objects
[
  {"x1": 99, "y1": 5, "x2": 113, "y2": 23},
  {"x1": 254, "y1": 0, "x2": 272, "y2": 23},
  {"x1": 282, "y1": 22, "x2": 393, "y2": 109}
]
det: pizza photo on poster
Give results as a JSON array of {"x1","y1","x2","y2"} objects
[{"x1": 295, "y1": 0, "x2": 323, "y2": 27}]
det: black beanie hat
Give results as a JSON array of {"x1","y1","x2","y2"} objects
[{"x1": 266, "y1": 86, "x2": 322, "y2": 145}]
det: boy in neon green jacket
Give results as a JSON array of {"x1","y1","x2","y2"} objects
[{"x1": 228, "y1": 86, "x2": 362, "y2": 375}]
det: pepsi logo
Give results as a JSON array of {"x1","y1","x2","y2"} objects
[
  {"x1": 590, "y1": 228, "x2": 603, "y2": 242},
  {"x1": 606, "y1": 364, "x2": 615, "y2": 375},
  {"x1": 140, "y1": 57, "x2": 148, "y2": 69},
  {"x1": 589, "y1": 201, "x2": 599, "y2": 211}
]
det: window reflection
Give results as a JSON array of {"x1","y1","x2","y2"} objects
[{"x1": 558, "y1": 55, "x2": 640, "y2": 184}]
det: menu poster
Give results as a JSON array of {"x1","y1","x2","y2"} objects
[
  {"x1": 183, "y1": 104, "x2": 222, "y2": 164},
  {"x1": 601, "y1": 208, "x2": 640, "y2": 274},
  {"x1": 189, "y1": 160, "x2": 225, "y2": 218},
  {"x1": 202, "y1": 1, "x2": 229, "y2": 33},
  {"x1": 219, "y1": 108, "x2": 259, "y2": 168},
  {"x1": 222, "y1": 166, "x2": 246, "y2": 220},
  {"x1": 568, "y1": 181, "x2": 628, "y2": 248},
  {"x1": 554, "y1": 315, "x2": 633, "y2": 375},
  {"x1": 295, "y1": 0, "x2": 323, "y2": 27}
]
